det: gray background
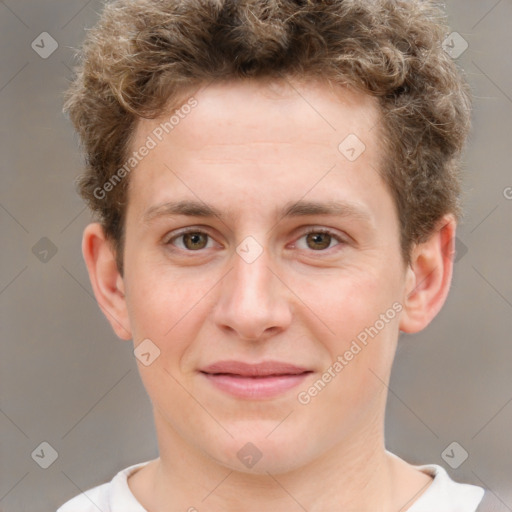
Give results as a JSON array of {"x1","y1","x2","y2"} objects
[{"x1": 1, "y1": 1, "x2": 511, "y2": 511}]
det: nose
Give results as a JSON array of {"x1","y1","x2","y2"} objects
[{"x1": 212, "y1": 242, "x2": 292, "y2": 342}]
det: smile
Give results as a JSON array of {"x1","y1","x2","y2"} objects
[
  {"x1": 200, "y1": 372, "x2": 312, "y2": 399},
  {"x1": 199, "y1": 360, "x2": 313, "y2": 399}
]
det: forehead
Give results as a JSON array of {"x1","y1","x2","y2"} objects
[
  {"x1": 126, "y1": 78, "x2": 386, "y2": 218},
  {"x1": 145, "y1": 78, "x2": 381, "y2": 150}
]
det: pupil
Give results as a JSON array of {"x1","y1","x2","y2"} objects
[
  {"x1": 185, "y1": 233, "x2": 205, "y2": 249},
  {"x1": 308, "y1": 232, "x2": 330, "y2": 250},
  {"x1": 182, "y1": 232, "x2": 331, "y2": 251}
]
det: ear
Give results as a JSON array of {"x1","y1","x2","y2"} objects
[
  {"x1": 399, "y1": 214, "x2": 456, "y2": 333},
  {"x1": 82, "y1": 223, "x2": 132, "y2": 340}
]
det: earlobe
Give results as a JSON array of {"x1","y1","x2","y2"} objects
[
  {"x1": 399, "y1": 215, "x2": 456, "y2": 334},
  {"x1": 82, "y1": 223, "x2": 132, "y2": 340}
]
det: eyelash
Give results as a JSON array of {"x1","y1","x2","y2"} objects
[
  {"x1": 164, "y1": 226, "x2": 346, "y2": 254},
  {"x1": 293, "y1": 227, "x2": 344, "y2": 251}
]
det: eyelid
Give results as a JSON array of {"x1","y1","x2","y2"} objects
[
  {"x1": 164, "y1": 225, "x2": 349, "y2": 253},
  {"x1": 291, "y1": 226, "x2": 348, "y2": 250},
  {"x1": 163, "y1": 225, "x2": 218, "y2": 247}
]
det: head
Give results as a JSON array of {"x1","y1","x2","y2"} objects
[{"x1": 64, "y1": 0, "x2": 471, "y2": 474}]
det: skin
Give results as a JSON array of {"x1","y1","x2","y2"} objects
[{"x1": 83, "y1": 78, "x2": 456, "y2": 511}]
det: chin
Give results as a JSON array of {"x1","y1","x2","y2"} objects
[{"x1": 207, "y1": 428, "x2": 314, "y2": 476}]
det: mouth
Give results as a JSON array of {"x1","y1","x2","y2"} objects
[{"x1": 199, "y1": 360, "x2": 314, "y2": 399}]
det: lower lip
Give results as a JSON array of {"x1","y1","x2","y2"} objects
[{"x1": 201, "y1": 372, "x2": 311, "y2": 399}]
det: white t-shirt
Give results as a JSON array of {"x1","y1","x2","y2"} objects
[{"x1": 57, "y1": 452, "x2": 485, "y2": 512}]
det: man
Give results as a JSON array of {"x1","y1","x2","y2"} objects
[{"x1": 59, "y1": 0, "x2": 487, "y2": 510}]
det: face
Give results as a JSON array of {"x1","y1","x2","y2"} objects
[{"x1": 119, "y1": 78, "x2": 409, "y2": 473}]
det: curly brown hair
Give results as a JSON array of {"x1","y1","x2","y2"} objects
[{"x1": 63, "y1": 0, "x2": 471, "y2": 273}]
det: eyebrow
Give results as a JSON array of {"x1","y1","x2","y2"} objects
[{"x1": 142, "y1": 199, "x2": 372, "y2": 224}]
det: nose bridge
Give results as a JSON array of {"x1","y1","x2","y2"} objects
[
  {"x1": 234, "y1": 243, "x2": 273, "y2": 302},
  {"x1": 214, "y1": 238, "x2": 290, "y2": 340}
]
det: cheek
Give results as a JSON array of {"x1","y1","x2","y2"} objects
[
  {"x1": 124, "y1": 279, "x2": 170, "y2": 339},
  {"x1": 123, "y1": 257, "x2": 202, "y2": 336},
  {"x1": 124, "y1": 271, "x2": 207, "y2": 405},
  {"x1": 301, "y1": 267, "x2": 401, "y2": 387},
  {"x1": 123, "y1": 264, "x2": 219, "y2": 385},
  {"x1": 298, "y1": 307, "x2": 399, "y2": 440},
  {"x1": 300, "y1": 265, "x2": 399, "y2": 336}
]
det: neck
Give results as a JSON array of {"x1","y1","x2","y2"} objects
[{"x1": 128, "y1": 406, "x2": 432, "y2": 512}]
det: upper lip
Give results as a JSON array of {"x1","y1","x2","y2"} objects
[{"x1": 200, "y1": 360, "x2": 312, "y2": 377}]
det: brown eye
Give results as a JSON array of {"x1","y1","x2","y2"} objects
[
  {"x1": 295, "y1": 228, "x2": 344, "y2": 252},
  {"x1": 305, "y1": 232, "x2": 332, "y2": 250},
  {"x1": 181, "y1": 232, "x2": 208, "y2": 250},
  {"x1": 166, "y1": 229, "x2": 213, "y2": 251}
]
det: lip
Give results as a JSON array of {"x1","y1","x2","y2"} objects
[
  {"x1": 199, "y1": 360, "x2": 313, "y2": 399},
  {"x1": 201, "y1": 360, "x2": 311, "y2": 377}
]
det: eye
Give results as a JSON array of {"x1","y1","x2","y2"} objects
[
  {"x1": 295, "y1": 228, "x2": 344, "y2": 251},
  {"x1": 164, "y1": 226, "x2": 347, "y2": 254},
  {"x1": 165, "y1": 229, "x2": 215, "y2": 251}
]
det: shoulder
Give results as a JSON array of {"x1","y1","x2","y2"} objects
[
  {"x1": 57, "y1": 461, "x2": 152, "y2": 512},
  {"x1": 385, "y1": 450, "x2": 486, "y2": 512},
  {"x1": 407, "y1": 461, "x2": 486, "y2": 512},
  {"x1": 57, "y1": 482, "x2": 111, "y2": 512}
]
